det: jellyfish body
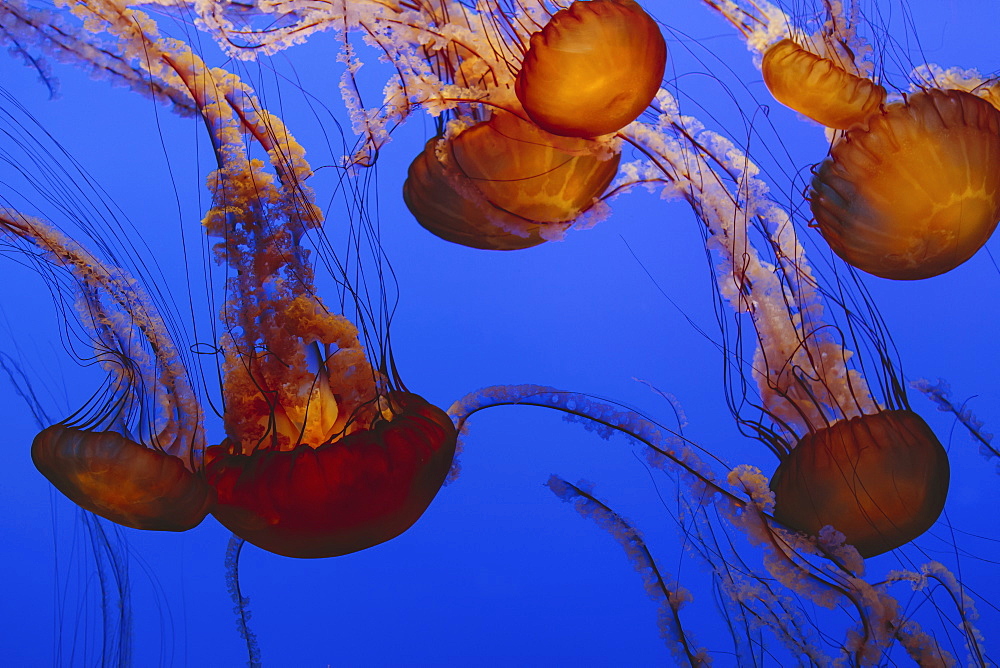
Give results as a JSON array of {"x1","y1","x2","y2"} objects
[
  {"x1": 761, "y1": 38, "x2": 886, "y2": 130},
  {"x1": 769, "y1": 410, "x2": 949, "y2": 558},
  {"x1": 403, "y1": 112, "x2": 620, "y2": 249},
  {"x1": 515, "y1": 0, "x2": 666, "y2": 137},
  {"x1": 32, "y1": 425, "x2": 213, "y2": 531},
  {"x1": 810, "y1": 88, "x2": 1000, "y2": 279},
  {"x1": 205, "y1": 393, "x2": 457, "y2": 559}
]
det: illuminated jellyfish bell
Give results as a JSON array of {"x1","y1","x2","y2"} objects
[
  {"x1": 761, "y1": 38, "x2": 886, "y2": 130},
  {"x1": 810, "y1": 88, "x2": 1000, "y2": 280},
  {"x1": 0, "y1": 211, "x2": 213, "y2": 532},
  {"x1": 514, "y1": 0, "x2": 667, "y2": 137},
  {"x1": 403, "y1": 111, "x2": 620, "y2": 250}
]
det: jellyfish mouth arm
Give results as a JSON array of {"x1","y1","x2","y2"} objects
[
  {"x1": 0, "y1": 209, "x2": 205, "y2": 465},
  {"x1": 0, "y1": 1, "x2": 200, "y2": 116}
]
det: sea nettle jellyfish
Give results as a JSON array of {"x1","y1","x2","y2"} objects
[
  {"x1": 810, "y1": 88, "x2": 1000, "y2": 280},
  {"x1": 2, "y1": 0, "x2": 457, "y2": 560},
  {"x1": 714, "y1": 0, "x2": 1000, "y2": 279},
  {"x1": 403, "y1": 111, "x2": 620, "y2": 249},
  {"x1": 0, "y1": 210, "x2": 212, "y2": 532},
  {"x1": 514, "y1": 0, "x2": 667, "y2": 137}
]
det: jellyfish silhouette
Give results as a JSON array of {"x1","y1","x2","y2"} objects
[{"x1": 0, "y1": 0, "x2": 996, "y2": 664}]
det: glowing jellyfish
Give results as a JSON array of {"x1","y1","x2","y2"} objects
[
  {"x1": 761, "y1": 38, "x2": 886, "y2": 130},
  {"x1": 514, "y1": 0, "x2": 667, "y2": 137},
  {"x1": 403, "y1": 112, "x2": 620, "y2": 249},
  {"x1": 811, "y1": 89, "x2": 1000, "y2": 280}
]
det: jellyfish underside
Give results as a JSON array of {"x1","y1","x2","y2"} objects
[
  {"x1": 403, "y1": 112, "x2": 620, "y2": 250},
  {"x1": 515, "y1": 0, "x2": 666, "y2": 137},
  {"x1": 810, "y1": 88, "x2": 1000, "y2": 280},
  {"x1": 761, "y1": 38, "x2": 886, "y2": 130},
  {"x1": 769, "y1": 410, "x2": 949, "y2": 558},
  {"x1": 31, "y1": 425, "x2": 213, "y2": 532}
]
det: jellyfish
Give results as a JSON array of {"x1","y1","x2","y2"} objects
[
  {"x1": 811, "y1": 88, "x2": 1000, "y2": 280},
  {"x1": 403, "y1": 111, "x2": 621, "y2": 249},
  {"x1": 761, "y1": 37, "x2": 886, "y2": 129},
  {"x1": 514, "y1": 0, "x2": 667, "y2": 137},
  {"x1": 0, "y1": 208, "x2": 212, "y2": 532}
]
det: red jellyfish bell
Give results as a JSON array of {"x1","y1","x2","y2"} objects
[
  {"x1": 769, "y1": 410, "x2": 949, "y2": 558},
  {"x1": 810, "y1": 88, "x2": 1000, "y2": 279},
  {"x1": 515, "y1": 0, "x2": 667, "y2": 137}
]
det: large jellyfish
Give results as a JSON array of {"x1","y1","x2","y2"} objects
[{"x1": 0, "y1": 0, "x2": 996, "y2": 664}]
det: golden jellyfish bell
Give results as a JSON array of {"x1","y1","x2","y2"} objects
[
  {"x1": 32, "y1": 425, "x2": 214, "y2": 531},
  {"x1": 762, "y1": 38, "x2": 886, "y2": 130},
  {"x1": 403, "y1": 111, "x2": 621, "y2": 250},
  {"x1": 810, "y1": 89, "x2": 1000, "y2": 280},
  {"x1": 515, "y1": 0, "x2": 666, "y2": 137},
  {"x1": 769, "y1": 410, "x2": 949, "y2": 558}
]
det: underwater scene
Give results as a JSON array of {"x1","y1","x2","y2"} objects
[{"x1": 0, "y1": 0, "x2": 997, "y2": 664}]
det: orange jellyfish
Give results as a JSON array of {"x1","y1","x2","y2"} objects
[
  {"x1": 761, "y1": 38, "x2": 886, "y2": 130},
  {"x1": 810, "y1": 88, "x2": 1000, "y2": 280},
  {"x1": 769, "y1": 410, "x2": 949, "y2": 558},
  {"x1": 515, "y1": 0, "x2": 667, "y2": 137},
  {"x1": 403, "y1": 111, "x2": 620, "y2": 250},
  {"x1": 0, "y1": 211, "x2": 212, "y2": 532}
]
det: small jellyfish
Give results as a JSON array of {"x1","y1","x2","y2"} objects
[
  {"x1": 403, "y1": 111, "x2": 620, "y2": 249},
  {"x1": 515, "y1": 0, "x2": 667, "y2": 137},
  {"x1": 761, "y1": 38, "x2": 886, "y2": 130},
  {"x1": 811, "y1": 89, "x2": 1000, "y2": 280}
]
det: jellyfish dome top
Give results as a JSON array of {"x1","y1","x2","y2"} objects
[
  {"x1": 716, "y1": 2, "x2": 1000, "y2": 279},
  {"x1": 1, "y1": 0, "x2": 457, "y2": 559},
  {"x1": 514, "y1": 0, "x2": 667, "y2": 138}
]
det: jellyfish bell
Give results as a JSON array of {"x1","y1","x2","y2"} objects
[
  {"x1": 403, "y1": 111, "x2": 620, "y2": 250},
  {"x1": 201, "y1": 295, "x2": 457, "y2": 559},
  {"x1": 761, "y1": 38, "x2": 887, "y2": 130},
  {"x1": 514, "y1": 0, "x2": 667, "y2": 137},
  {"x1": 32, "y1": 425, "x2": 213, "y2": 532},
  {"x1": 769, "y1": 410, "x2": 950, "y2": 558},
  {"x1": 205, "y1": 391, "x2": 457, "y2": 559},
  {"x1": 810, "y1": 88, "x2": 1000, "y2": 280}
]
